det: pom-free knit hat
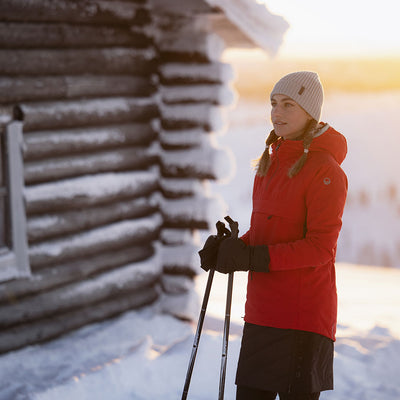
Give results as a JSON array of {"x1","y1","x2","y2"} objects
[{"x1": 270, "y1": 71, "x2": 324, "y2": 121}]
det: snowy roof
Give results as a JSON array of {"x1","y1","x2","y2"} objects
[
  {"x1": 205, "y1": 0, "x2": 289, "y2": 54},
  {"x1": 150, "y1": 0, "x2": 289, "y2": 55}
]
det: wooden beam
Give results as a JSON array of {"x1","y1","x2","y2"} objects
[
  {"x1": 28, "y1": 214, "x2": 162, "y2": 269},
  {"x1": 159, "y1": 62, "x2": 234, "y2": 85},
  {"x1": 160, "y1": 103, "x2": 224, "y2": 131},
  {"x1": 0, "y1": 0, "x2": 150, "y2": 25},
  {"x1": 161, "y1": 195, "x2": 224, "y2": 230},
  {"x1": 15, "y1": 97, "x2": 158, "y2": 132},
  {"x1": 0, "y1": 245, "x2": 154, "y2": 303},
  {"x1": 23, "y1": 123, "x2": 157, "y2": 160},
  {"x1": 27, "y1": 197, "x2": 158, "y2": 242},
  {"x1": 0, "y1": 252, "x2": 162, "y2": 328},
  {"x1": 0, "y1": 48, "x2": 156, "y2": 76},
  {"x1": 0, "y1": 76, "x2": 155, "y2": 104},
  {"x1": 24, "y1": 171, "x2": 158, "y2": 214},
  {"x1": 160, "y1": 145, "x2": 232, "y2": 180},
  {"x1": 0, "y1": 22, "x2": 152, "y2": 49},
  {"x1": 0, "y1": 285, "x2": 158, "y2": 354},
  {"x1": 24, "y1": 147, "x2": 158, "y2": 184}
]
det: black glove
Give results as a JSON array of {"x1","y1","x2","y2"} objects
[
  {"x1": 198, "y1": 220, "x2": 231, "y2": 271},
  {"x1": 215, "y1": 216, "x2": 270, "y2": 274},
  {"x1": 216, "y1": 238, "x2": 270, "y2": 274}
]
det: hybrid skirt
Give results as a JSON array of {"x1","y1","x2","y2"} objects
[{"x1": 235, "y1": 323, "x2": 334, "y2": 394}]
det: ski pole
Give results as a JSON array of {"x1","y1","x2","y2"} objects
[
  {"x1": 181, "y1": 268, "x2": 215, "y2": 400},
  {"x1": 182, "y1": 220, "x2": 230, "y2": 400},
  {"x1": 218, "y1": 216, "x2": 237, "y2": 399},
  {"x1": 218, "y1": 271, "x2": 234, "y2": 400}
]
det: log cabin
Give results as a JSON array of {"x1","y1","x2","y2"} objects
[{"x1": 0, "y1": 0, "x2": 287, "y2": 353}]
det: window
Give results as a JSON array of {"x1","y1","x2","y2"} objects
[{"x1": 0, "y1": 120, "x2": 30, "y2": 282}]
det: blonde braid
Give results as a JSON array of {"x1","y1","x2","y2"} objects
[
  {"x1": 254, "y1": 130, "x2": 280, "y2": 177},
  {"x1": 288, "y1": 120, "x2": 318, "y2": 178}
]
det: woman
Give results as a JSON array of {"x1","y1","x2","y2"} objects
[{"x1": 213, "y1": 71, "x2": 348, "y2": 399}]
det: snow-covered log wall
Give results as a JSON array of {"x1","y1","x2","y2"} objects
[
  {"x1": 0, "y1": 0, "x2": 286, "y2": 353},
  {"x1": 153, "y1": 4, "x2": 234, "y2": 318},
  {"x1": 0, "y1": 0, "x2": 163, "y2": 353}
]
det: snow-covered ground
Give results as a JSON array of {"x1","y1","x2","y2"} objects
[
  {"x1": 1, "y1": 263, "x2": 400, "y2": 400},
  {"x1": 1, "y1": 93, "x2": 400, "y2": 400}
]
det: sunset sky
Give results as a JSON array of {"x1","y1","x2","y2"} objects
[
  {"x1": 225, "y1": 1, "x2": 400, "y2": 95},
  {"x1": 263, "y1": 0, "x2": 400, "y2": 58}
]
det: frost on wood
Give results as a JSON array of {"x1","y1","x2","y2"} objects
[
  {"x1": 29, "y1": 214, "x2": 162, "y2": 268},
  {"x1": 159, "y1": 128, "x2": 206, "y2": 148},
  {"x1": 161, "y1": 195, "x2": 226, "y2": 229},
  {"x1": 24, "y1": 147, "x2": 157, "y2": 184},
  {"x1": 23, "y1": 123, "x2": 157, "y2": 159},
  {"x1": 27, "y1": 196, "x2": 158, "y2": 242},
  {"x1": 17, "y1": 97, "x2": 158, "y2": 131},
  {"x1": 161, "y1": 242, "x2": 202, "y2": 276},
  {"x1": 160, "y1": 84, "x2": 236, "y2": 106},
  {"x1": 160, "y1": 229, "x2": 198, "y2": 246},
  {"x1": 160, "y1": 144, "x2": 234, "y2": 181},
  {"x1": 159, "y1": 178, "x2": 204, "y2": 198},
  {"x1": 161, "y1": 103, "x2": 225, "y2": 131},
  {"x1": 162, "y1": 274, "x2": 194, "y2": 295},
  {"x1": 24, "y1": 171, "x2": 158, "y2": 213},
  {"x1": 0, "y1": 250, "x2": 162, "y2": 328},
  {"x1": 159, "y1": 62, "x2": 234, "y2": 84},
  {"x1": 158, "y1": 31, "x2": 226, "y2": 62}
]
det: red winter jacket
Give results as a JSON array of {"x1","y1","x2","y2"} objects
[{"x1": 240, "y1": 125, "x2": 348, "y2": 340}]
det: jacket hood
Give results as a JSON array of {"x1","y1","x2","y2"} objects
[
  {"x1": 273, "y1": 124, "x2": 347, "y2": 166},
  {"x1": 309, "y1": 124, "x2": 347, "y2": 165}
]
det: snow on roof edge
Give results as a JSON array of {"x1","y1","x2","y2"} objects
[{"x1": 205, "y1": 0, "x2": 289, "y2": 55}]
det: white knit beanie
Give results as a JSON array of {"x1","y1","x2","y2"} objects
[{"x1": 270, "y1": 71, "x2": 324, "y2": 121}]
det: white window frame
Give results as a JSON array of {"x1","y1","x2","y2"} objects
[{"x1": 0, "y1": 121, "x2": 30, "y2": 282}]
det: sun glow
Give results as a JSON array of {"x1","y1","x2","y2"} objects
[{"x1": 263, "y1": 0, "x2": 400, "y2": 58}]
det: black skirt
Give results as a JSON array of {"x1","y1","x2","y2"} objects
[{"x1": 235, "y1": 323, "x2": 334, "y2": 394}]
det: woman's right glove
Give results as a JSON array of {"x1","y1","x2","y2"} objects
[{"x1": 215, "y1": 238, "x2": 270, "y2": 274}]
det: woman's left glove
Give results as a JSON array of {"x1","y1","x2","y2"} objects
[
  {"x1": 198, "y1": 221, "x2": 231, "y2": 271},
  {"x1": 216, "y1": 238, "x2": 270, "y2": 274}
]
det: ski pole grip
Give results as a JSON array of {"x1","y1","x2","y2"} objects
[{"x1": 224, "y1": 216, "x2": 238, "y2": 239}]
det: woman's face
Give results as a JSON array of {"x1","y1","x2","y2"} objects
[{"x1": 270, "y1": 94, "x2": 313, "y2": 140}]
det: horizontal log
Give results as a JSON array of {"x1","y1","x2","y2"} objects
[
  {"x1": 0, "y1": 245, "x2": 154, "y2": 303},
  {"x1": 159, "y1": 178, "x2": 203, "y2": 199},
  {"x1": 158, "y1": 32, "x2": 226, "y2": 63},
  {"x1": 27, "y1": 196, "x2": 158, "y2": 242},
  {"x1": 0, "y1": 251, "x2": 162, "y2": 327},
  {"x1": 162, "y1": 274, "x2": 194, "y2": 295},
  {"x1": 160, "y1": 228, "x2": 197, "y2": 246},
  {"x1": 160, "y1": 103, "x2": 225, "y2": 131},
  {"x1": 24, "y1": 146, "x2": 158, "y2": 184},
  {"x1": 25, "y1": 171, "x2": 158, "y2": 214},
  {"x1": 0, "y1": 285, "x2": 158, "y2": 354},
  {"x1": 161, "y1": 243, "x2": 201, "y2": 277},
  {"x1": 160, "y1": 144, "x2": 233, "y2": 180},
  {"x1": 159, "y1": 62, "x2": 234, "y2": 85},
  {"x1": 23, "y1": 123, "x2": 157, "y2": 160},
  {"x1": 159, "y1": 128, "x2": 205, "y2": 149},
  {"x1": 0, "y1": 22, "x2": 152, "y2": 49},
  {"x1": 29, "y1": 213, "x2": 162, "y2": 269},
  {"x1": 0, "y1": 0, "x2": 150, "y2": 25},
  {"x1": 161, "y1": 195, "x2": 225, "y2": 230},
  {"x1": 160, "y1": 84, "x2": 236, "y2": 106},
  {"x1": 0, "y1": 75, "x2": 155, "y2": 104},
  {"x1": 15, "y1": 97, "x2": 158, "y2": 132},
  {"x1": 0, "y1": 48, "x2": 156, "y2": 76}
]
